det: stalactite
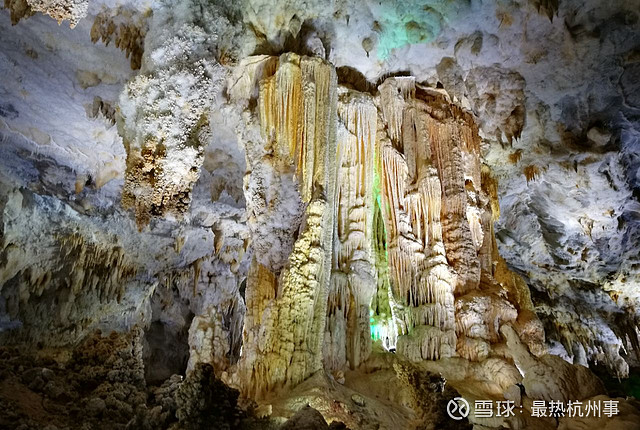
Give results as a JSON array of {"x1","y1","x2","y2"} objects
[
  {"x1": 90, "y1": 6, "x2": 149, "y2": 70},
  {"x1": 370, "y1": 200, "x2": 399, "y2": 351},
  {"x1": 324, "y1": 88, "x2": 377, "y2": 372},
  {"x1": 237, "y1": 53, "x2": 338, "y2": 398},
  {"x1": 187, "y1": 309, "x2": 232, "y2": 377},
  {"x1": 379, "y1": 82, "x2": 484, "y2": 296},
  {"x1": 48, "y1": 233, "x2": 137, "y2": 304},
  {"x1": 374, "y1": 77, "x2": 538, "y2": 364},
  {"x1": 232, "y1": 62, "x2": 546, "y2": 393},
  {"x1": 424, "y1": 106, "x2": 481, "y2": 296},
  {"x1": 524, "y1": 164, "x2": 541, "y2": 182},
  {"x1": 3, "y1": 0, "x2": 34, "y2": 25},
  {"x1": 481, "y1": 164, "x2": 500, "y2": 222},
  {"x1": 376, "y1": 79, "x2": 457, "y2": 362},
  {"x1": 192, "y1": 257, "x2": 203, "y2": 296}
]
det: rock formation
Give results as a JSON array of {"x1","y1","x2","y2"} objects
[
  {"x1": 1, "y1": 0, "x2": 639, "y2": 429},
  {"x1": 4, "y1": 0, "x2": 87, "y2": 27},
  {"x1": 235, "y1": 53, "x2": 338, "y2": 397}
]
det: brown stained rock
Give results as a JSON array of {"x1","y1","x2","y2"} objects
[
  {"x1": 394, "y1": 362, "x2": 473, "y2": 430},
  {"x1": 4, "y1": 0, "x2": 34, "y2": 25},
  {"x1": 281, "y1": 406, "x2": 329, "y2": 430},
  {"x1": 175, "y1": 363, "x2": 243, "y2": 430},
  {"x1": 236, "y1": 54, "x2": 338, "y2": 398},
  {"x1": 90, "y1": 7, "x2": 149, "y2": 70},
  {"x1": 4, "y1": 0, "x2": 88, "y2": 26}
]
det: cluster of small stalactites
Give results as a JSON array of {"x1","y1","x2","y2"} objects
[{"x1": 91, "y1": 6, "x2": 150, "y2": 70}]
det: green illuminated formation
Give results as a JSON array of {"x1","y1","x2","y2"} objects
[{"x1": 373, "y1": 1, "x2": 470, "y2": 59}]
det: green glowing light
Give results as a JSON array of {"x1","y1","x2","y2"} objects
[
  {"x1": 370, "y1": 321, "x2": 383, "y2": 341},
  {"x1": 373, "y1": 1, "x2": 470, "y2": 60}
]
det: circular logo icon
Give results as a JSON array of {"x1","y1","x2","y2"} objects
[{"x1": 447, "y1": 397, "x2": 470, "y2": 420}]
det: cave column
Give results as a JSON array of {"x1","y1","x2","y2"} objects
[
  {"x1": 236, "y1": 53, "x2": 338, "y2": 398},
  {"x1": 324, "y1": 89, "x2": 378, "y2": 372},
  {"x1": 376, "y1": 77, "x2": 457, "y2": 361}
]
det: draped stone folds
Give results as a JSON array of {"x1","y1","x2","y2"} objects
[
  {"x1": 378, "y1": 78, "x2": 457, "y2": 361},
  {"x1": 324, "y1": 88, "x2": 378, "y2": 372},
  {"x1": 231, "y1": 58, "x2": 541, "y2": 397},
  {"x1": 236, "y1": 53, "x2": 338, "y2": 397}
]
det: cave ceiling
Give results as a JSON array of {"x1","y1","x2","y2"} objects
[{"x1": 1, "y1": 0, "x2": 640, "y2": 429}]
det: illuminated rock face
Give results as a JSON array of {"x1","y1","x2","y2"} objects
[
  {"x1": 4, "y1": 0, "x2": 88, "y2": 27},
  {"x1": 324, "y1": 88, "x2": 377, "y2": 373},
  {"x1": 229, "y1": 56, "x2": 542, "y2": 398},
  {"x1": 1, "y1": 0, "x2": 640, "y2": 428},
  {"x1": 377, "y1": 78, "x2": 461, "y2": 362},
  {"x1": 236, "y1": 53, "x2": 338, "y2": 397}
]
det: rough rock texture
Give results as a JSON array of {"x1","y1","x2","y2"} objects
[
  {"x1": 235, "y1": 53, "x2": 338, "y2": 397},
  {"x1": 0, "y1": 330, "x2": 148, "y2": 429},
  {"x1": 4, "y1": 0, "x2": 87, "y2": 27},
  {"x1": 280, "y1": 405, "x2": 330, "y2": 430},
  {"x1": 174, "y1": 362, "x2": 243, "y2": 430},
  {"x1": 117, "y1": 3, "x2": 229, "y2": 228},
  {"x1": 0, "y1": 332, "x2": 270, "y2": 430},
  {"x1": 393, "y1": 363, "x2": 472, "y2": 430},
  {"x1": 0, "y1": 0, "x2": 249, "y2": 377},
  {"x1": 1, "y1": 0, "x2": 640, "y2": 429}
]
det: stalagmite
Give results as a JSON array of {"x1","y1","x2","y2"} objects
[
  {"x1": 187, "y1": 309, "x2": 231, "y2": 376},
  {"x1": 377, "y1": 77, "x2": 457, "y2": 362},
  {"x1": 236, "y1": 54, "x2": 338, "y2": 397},
  {"x1": 324, "y1": 88, "x2": 377, "y2": 372}
]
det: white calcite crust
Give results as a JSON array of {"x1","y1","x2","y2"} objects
[{"x1": 0, "y1": 0, "x2": 639, "y2": 428}]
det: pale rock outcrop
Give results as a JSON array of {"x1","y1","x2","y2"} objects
[
  {"x1": 3, "y1": 0, "x2": 87, "y2": 27},
  {"x1": 465, "y1": 66, "x2": 526, "y2": 145},
  {"x1": 27, "y1": 0, "x2": 87, "y2": 27},
  {"x1": 502, "y1": 324, "x2": 605, "y2": 403},
  {"x1": 187, "y1": 310, "x2": 232, "y2": 376},
  {"x1": 117, "y1": 16, "x2": 226, "y2": 227},
  {"x1": 235, "y1": 53, "x2": 338, "y2": 397},
  {"x1": 118, "y1": 0, "x2": 247, "y2": 228}
]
